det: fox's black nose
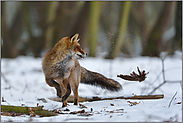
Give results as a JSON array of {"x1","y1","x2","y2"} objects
[{"x1": 86, "y1": 53, "x2": 87, "y2": 56}]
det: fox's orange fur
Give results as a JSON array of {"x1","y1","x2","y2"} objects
[{"x1": 42, "y1": 34, "x2": 122, "y2": 107}]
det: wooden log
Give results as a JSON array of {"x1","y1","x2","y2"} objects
[
  {"x1": 1, "y1": 105, "x2": 57, "y2": 117},
  {"x1": 49, "y1": 94, "x2": 164, "y2": 103}
]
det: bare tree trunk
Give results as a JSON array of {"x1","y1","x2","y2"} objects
[
  {"x1": 45, "y1": 2, "x2": 58, "y2": 50},
  {"x1": 142, "y1": 2, "x2": 175, "y2": 56},
  {"x1": 170, "y1": 1, "x2": 182, "y2": 54},
  {"x1": 88, "y1": 1, "x2": 101, "y2": 57},
  {"x1": 131, "y1": 2, "x2": 147, "y2": 45},
  {"x1": 69, "y1": 2, "x2": 90, "y2": 49},
  {"x1": 2, "y1": 2, "x2": 23, "y2": 58},
  {"x1": 21, "y1": 2, "x2": 49, "y2": 57},
  {"x1": 50, "y1": 2, "x2": 84, "y2": 46},
  {"x1": 63, "y1": 2, "x2": 85, "y2": 36},
  {"x1": 106, "y1": 1, "x2": 132, "y2": 59}
]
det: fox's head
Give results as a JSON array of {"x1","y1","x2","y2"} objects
[
  {"x1": 53, "y1": 33, "x2": 87, "y2": 60},
  {"x1": 67, "y1": 33, "x2": 87, "y2": 59}
]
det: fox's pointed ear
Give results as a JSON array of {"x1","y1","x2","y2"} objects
[{"x1": 70, "y1": 33, "x2": 80, "y2": 42}]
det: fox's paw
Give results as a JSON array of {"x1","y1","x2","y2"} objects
[
  {"x1": 74, "y1": 98, "x2": 78, "y2": 105},
  {"x1": 62, "y1": 101, "x2": 67, "y2": 107}
]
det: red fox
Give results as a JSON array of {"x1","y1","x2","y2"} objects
[{"x1": 42, "y1": 33, "x2": 122, "y2": 107}]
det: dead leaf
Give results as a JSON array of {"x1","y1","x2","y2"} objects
[
  {"x1": 2, "y1": 97, "x2": 5, "y2": 102},
  {"x1": 176, "y1": 102, "x2": 181, "y2": 104},
  {"x1": 78, "y1": 109, "x2": 85, "y2": 113},
  {"x1": 37, "y1": 98, "x2": 47, "y2": 103},
  {"x1": 1, "y1": 111, "x2": 11, "y2": 116},
  {"x1": 69, "y1": 109, "x2": 85, "y2": 114},
  {"x1": 79, "y1": 103, "x2": 87, "y2": 108},
  {"x1": 64, "y1": 108, "x2": 70, "y2": 111},
  {"x1": 127, "y1": 101, "x2": 140, "y2": 106},
  {"x1": 29, "y1": 107, "x2": 35, "y2": 114}
]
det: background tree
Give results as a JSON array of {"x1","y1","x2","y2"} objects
[
  {"x1": 2, "y1": 1, "x2": 23, "y2": 58},
  {"x1": 88, "y1": 1, "x2": 101, "y2": 57},
  {"x1": 142, "y1": 2, "x2": 175, "y2": 56},
  {"x1": 45, "y1": 1, "x2": 58, "y2": 51},
  {"x1": 1, "y1": 1, "x2": 181, "y2": 58},
  {"x1": 105, "y1": 1, "x2": 132, "y2": 59},
  {"x1": 170, "y1": 1, "x2": 182, "y2": 54}
]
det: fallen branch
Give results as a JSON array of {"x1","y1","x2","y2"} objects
[
  {"x1": 1, "y1": 105, "x2": 57, "y2": 117},
  {"x1": 117, "y1": 67, "x2": 149, "y2": 82},
  {"x1": 49, "y1": 94, "x2": 164, "y2": 103}
]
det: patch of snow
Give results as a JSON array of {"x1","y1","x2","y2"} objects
[{"x1": 1, "y1": 51, "x2": 182, "y2": 122}]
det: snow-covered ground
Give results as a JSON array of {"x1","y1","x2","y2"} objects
[{"x1": 1, "y1": 51, "x2": 182, "y2": 122}]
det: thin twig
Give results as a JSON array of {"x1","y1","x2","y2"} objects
[
  {"x1": 166, "y1": 81, "x2": 182, "y2": 83},
  {"x1": 148, "y1": 81, "x2": 166, "y2": 95},
  {"x1": 148, "y1": 56, "x2": 182, "y2": 94},
  {"x1": 22, "y1": 81, "x2": 30, "y2": 94},
  {"x1": 22, "y1": 83, "x2": 28, "y2": 94},
  {"x1": 151, "y1": 71, "x2": 163, "y2": 84},
  {"x1": 147, "y1": 57, "x2": 166, "y2": 94},
  {"x1": 168, "y1": 91, "x2": 178, "y2": 108},
  {"x1": 179, "y1": 82, "x2": 182, "y2": 90},
  {"x1": 1, "y1": 72, "x2": 9, "y2": 83},
  {"x1": 161, "y1": 57, "x2": 166, "y2": 83}
]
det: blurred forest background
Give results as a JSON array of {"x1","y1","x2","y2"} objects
[{"x1": 1, "y1": 1, "x2": 182, "y2": 59}]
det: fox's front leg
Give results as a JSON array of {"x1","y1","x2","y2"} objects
[
  {"x1": 46, "y1": 78, "x2": 61, "y2": 98},
  {"x1": 69, "y1": 80, "x2": 79, "y2": 105},
  {"x1": 73, "y1": 86, "x2": 79, "y2": 105}
]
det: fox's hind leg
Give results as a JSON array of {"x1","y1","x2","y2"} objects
[
  {"x1": 62, "y1": 83, "x2": 71, "y2": 107},
  {"x1": 46, "y1": 78, "x2": 61, "y2": 98}
]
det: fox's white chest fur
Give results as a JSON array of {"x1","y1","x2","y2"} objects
[{"x1": 55, "y1": 55, "x2": 74, "y2": 79}]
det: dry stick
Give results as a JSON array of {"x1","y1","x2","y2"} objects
[
  {"x1": 168, "y1": 91, "x2": 178, "y2": 108},
  {"x1": 90, "y1": 94, "x2": 164, "y2": 101},
  {"x1": 50, "y1": 94, "x2": 164, "y2": 103}
]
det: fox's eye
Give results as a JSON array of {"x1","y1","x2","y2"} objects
[{"x1": 76, "y1": 46, "x2": 80, "y2": 50}]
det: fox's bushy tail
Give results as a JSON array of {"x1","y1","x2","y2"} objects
[{"x1": 80, "y1": 67, "x2": 122, "y2": 91}]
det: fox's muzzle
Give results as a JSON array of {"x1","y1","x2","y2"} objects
[{"x1": 77, "y1": 52, "x2": 87, "y2": 59}]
